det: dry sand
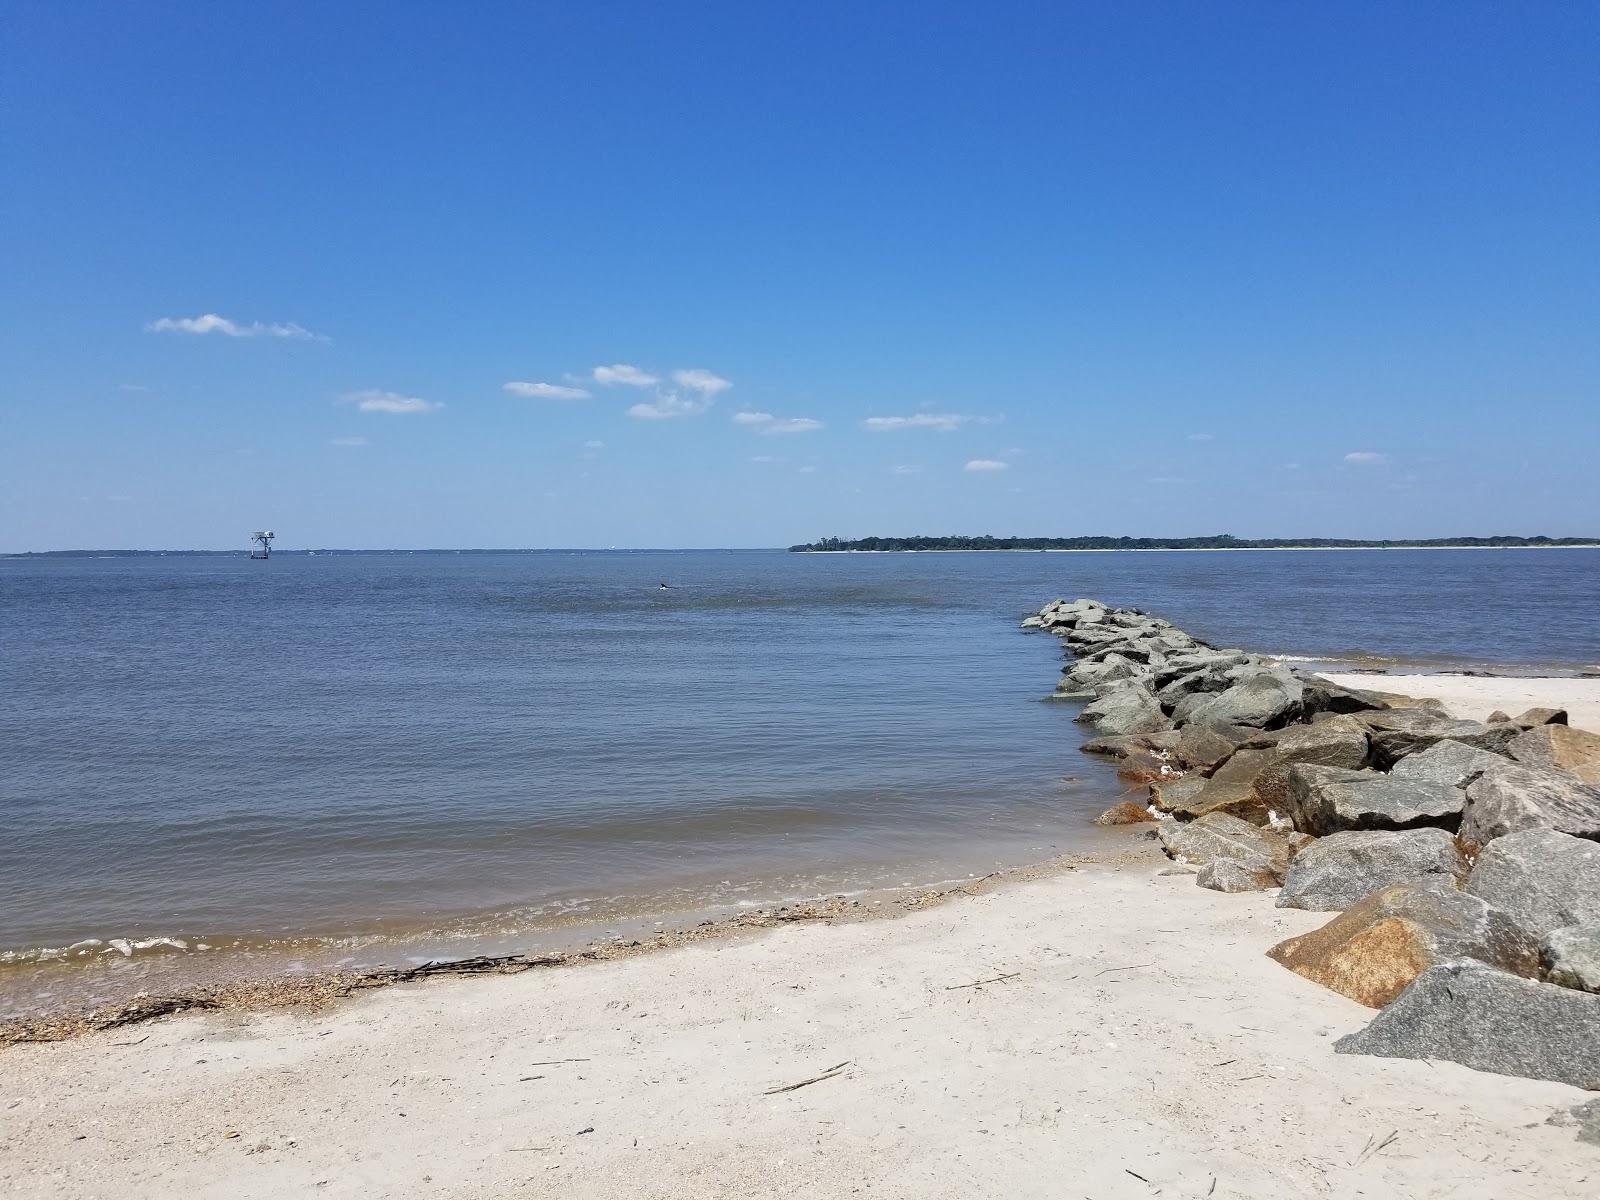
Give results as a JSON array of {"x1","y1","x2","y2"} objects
[
  {"x1": 6, "y1": 850, "x2": 1596, "y2": 1199},
  {"x1": 9, "y1": 674, "x2": 1600, "y2": 1198},
  {"x1": 1319, "y1": 672, "x2": 1600, "y2": 731}
]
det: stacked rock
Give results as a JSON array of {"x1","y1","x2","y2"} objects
[{"x1": 1027, "y1": 597, "x2": 1600, "y2": 1090}]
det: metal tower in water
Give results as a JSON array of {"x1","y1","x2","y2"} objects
[{"x1": 250, "y1": 530, "x2": 274, "y2": 559}]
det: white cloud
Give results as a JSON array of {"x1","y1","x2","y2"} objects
[
  {"x1": 733, "y1": 411, "x2": 823, "y2": 435},
  {"x1": 798, "y1": 465, "x2": 818, "y2": 474},
  {"x1": 964, "y1": 459, "x2": 1009, "y2": 472},
  {"x1": 1187, "y1": 433, "x2": 1215, "y2": 442},
  {"x1": 891, "y1": 464, "x2": 921, "y2": 475},
  {"x1": 626, "y1": 393, "x2": 714, "y2": 420},
  {"x1": 1343, "y1": 451, "x2": 1388, "y2": 465},
  {"x1": 330, "y1": 436, "x2": 368, "y2": 446},
  {"x1": 343, "y1": 389, "x2": 442, "y2": 415},
  {"x1": 592, "y1": 363, "x2": 660, "y2": 388},
  {"x1": 146, "y1": 313, "x2": 325, "y2": 341},
  {"x1": 862, "y1": 413, "x2": 970, "y2": 433},
  {"x1": 672, "y1": 368, "x2": 732, "y2": 397},
  {"x1": 751, "y1": 455, "x2": 776, "y2": 463},
  {"x1": 582, "y1": 439, "x2": 605, "y2": 449},
  {"x1": 505, "y1": 380, "x2": 591, "y2": 400}
]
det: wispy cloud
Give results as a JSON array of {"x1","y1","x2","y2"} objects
[
  {"x1": 582, "y1": 439, "x2": 604, "y2": 450},
  {"x1": 964, "y1": 459, "x2": 1010, "y2": 472},
  {"x1": 505, "y1": 381, "x2": 591, "y2": 400},
  {"x1": 1187, "y1": 432, "x2": 1215, "y2": 442},
  {"x1": 119, "y1": 383, "x2": 152, "y2": 393},
  {"x1": 330, "y1": 436, "x2": 368, "y2": 446},
  {"x1": 733, "y1": 411, "x2": 824, "y2": 435},
  {"x1": 891, "y1": 464, "x2": 922, "y2": 475},
  {"x1": 751, "y1": 455, "x2": 776, "y2": 463},
  {"x1": 863, "y1": 413, "x2": 970, "y2": 433},
  {"x1": 592, "y1": 363, "x2": 660, "y2": 388},
  {"x1": 798, "y1": 465, "x2": 817, "y2": 474},
  {"x1": 146, "y1": 313, "x2": 326, "y2": 341},
  {"x1": 627, "y1": 393, "x2": 714, "y2": 420},
  {"x1": 1343, "y1": 451, "x2": 1388, "y2": 465},
  {"x1": 342, "y1": 389, "x2": 442, "y2": 415},
  {"x1": 672, "y1": 368, "x2": 732, "y2": 397}
]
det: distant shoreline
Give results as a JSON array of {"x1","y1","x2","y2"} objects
[{"x1": 796, "y1": 544, "x2": 1600, "y2": 554}]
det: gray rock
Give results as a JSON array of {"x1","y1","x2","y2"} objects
[
  {"x1": 1063, "y1": 654, "x2": 1146, "y2": 689},
  {"x1": 1334, "y1": 960, "x2": 1600, "y2": 1089},
  {"x1": 1513, "y1": 707, "x2": 1568, "y2": 728},
  {"x1": 1547, "y1": 1098, "x2": 1600, "y2": 1146},
  {"x1": 1464, "y1": 828, "x2": 1600, "y2": 942},
  {"x1": 1300, "y1": 675, "x2": 1390, "y2": 717},
  {"x1": 1197, "y1": 859, "x2": 1278, "y2": 892},
  {"x1": 1507, "y1": 723, "x2": 1600, "y2": 786},
  {"x1": 1157, "y1": 811, "x2": 1293, "y2": 882},
  {"x1": 1175, "y1": 720, "x2": 1255, "y2": 772},
  {"x1": 1183, "y1": 673, "x2": 1305, "y2": 730},
  {"x1": 1358, "y1": 710, "x2": 1520, "y2": 766},
  {"x1": 1149, "y1": 774, "x2": 1207, "y2": 813},
  {"x1": 1459, "y1": 760, "x2": 1600, "y2": 848},
  {"x1": 1285, "y1": 764, "x2": 1464, "y2": 836},
  {"x1": 1079, "y1": 730, "x2": 1180, "y2": 758},
  {"x1": 1542, "y1": 925, "x2": 1600, "y2": 993},
  {"x1": 1277, "y1": 828, "x2": 1467, "y2": 911},
  {"x1": 1390, "y1": 739, "x2": 1507, "y2": 789},
  {"x1": 1074, "y1": 683, "x2": 1171, "y2": 736},
  {"x1": 1251, "y1": 717, "x2": 1372, "y2": 816}
]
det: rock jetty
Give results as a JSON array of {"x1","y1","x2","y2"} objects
[{"x1": 1026, "y1": 596, "x2": 1600, "y2": 1090}]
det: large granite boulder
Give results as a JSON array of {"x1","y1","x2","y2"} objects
[
  {"x1": 1300, "y1": 675, "x2": 1390, "y2": 717},
  {"x1": 1513, "y1": 707, "x2": 1568, "y2": 728},
  {"x1": 1543, "y1": 926, "x2": 1600, "y2": 993},
  {"x1": 1079, "y1": 730, "x2": 1180, "y2": 758},
  {"x1": 1268, "y1": 881, "x2": 1537, "y2": 1007},
  {"x1": 1459, "y1": 760, "x2": 1600, "y2": 849},
  {"x1": 1074, "y1": 683, "x2": 1171, "y2": 736},
  {"x1": 1182, "y1": 672, "x2": 1304, "y2": 731},
  {"x1": 1157, "y1": 811, "x2": 1295, "y2": 883},
  {"x1": 1357, "y1": 709, "x2": 1520, "y2": 766},
  {"x1": 1508, "y1": 723, "x2": 1600, "y2": 786},
  {"x1": 1175, "y1": 720, "x2": 1256, "y2": 773},
  {"x1": 1464, "y1": 828, "x2": 1600, "y2": 942},
  {"x1": 1063, "y1": 654, "x2": 1146, "y2": 690},
  {"x1": 1251, "y1": 717, "x2": 1372, "y2": 816},
  {"x1": 1149, "y1": 774, "x2": 1206, "y2": 814},
  {"x1": 1197, "y1": 859, "x2": 1278, "y2": 893},
  {"x1": 1335, "y1": 961, "x2": 1600, "y2": 1089},
  {"x1": 1277, "y1": 828, "x2": 1467, "y2": 911},
  {"x1": 1285, "y1": 765, "x2": 1463, "y2": 836},
  {"x1": 1166, "y1": 748, "x2": 1279, "y2": 824},
  {"x1": 1389, "y1": 739, "x2": 1507, "y2": 789}
]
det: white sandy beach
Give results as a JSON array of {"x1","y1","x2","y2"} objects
[
  {"x1": 7, "y1": 853, "x2": 1597, "y2": 1199},
  {"x1": 1320, "y1": 672, "x2": 1600, "y2": 731},
  {"x1": 8, "y1": 674, "x2": 1600, "y2": 1198}
]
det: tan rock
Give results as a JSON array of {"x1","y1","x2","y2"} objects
[
  {"x1": 1267, "y1": 882, "x2": 1538, "y2": 1007},
  {"x1": 1093, "y1": 801, "x2": 1156, "y2": 827},
  {"x1": 1507, "y1": 723, "x2": 1600, "y2": 786}
]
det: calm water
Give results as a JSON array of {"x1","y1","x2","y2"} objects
[{"x1": 3, "y1": 548, "x2": 1597, "y2": 1016}]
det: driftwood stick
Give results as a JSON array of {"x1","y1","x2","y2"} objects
[
  {"x1": 1095, "y1": 962, "x2": 1156, "y2": 977},
  {"x1": 945, "y1": 971, "x2": 1020, "y2": 991},
  {"x1": 763, "y1": 1060, "x2": 851, "y2": 1095}
]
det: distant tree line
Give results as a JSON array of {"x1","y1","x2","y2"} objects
[{"x1": 788, "y1": 534, "x2": 1599, "y2": 552}]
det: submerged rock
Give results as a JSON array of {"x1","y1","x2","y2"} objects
[
  {"x1": 1543, "y1": 925, "x2": 1600, "y2": 994},
  {"x1": 1464, "y1": 827, "x2": 1600, "y2": 942},
  {"x1": 1285, "y1": 765, "x2": 1463, "y2": 836},
  {"x1": 1276, "y1": 828, "x2": 1466, "y2": 911},
  {"x1": 1268, "y1": 881, "x2": 1537, "y2": 1007},
  {"x1": 1334, "y1": 961, "x2": 1600, "y2": 1089},
  {"x1": 1508, "y1": 723, "x2": 1600, "y2": 786},
  {"x1": 1459, "y1": 760, "x2": 1600, "y2": 848}
]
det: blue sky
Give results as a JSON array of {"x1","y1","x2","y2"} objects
[{"x1": 3, "y1": 2, "x2": 1597, "y2": 550}]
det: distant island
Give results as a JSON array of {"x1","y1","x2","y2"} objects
[{"x1": 789, "y1": 534, "x2": 1599, "y2": 553}]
